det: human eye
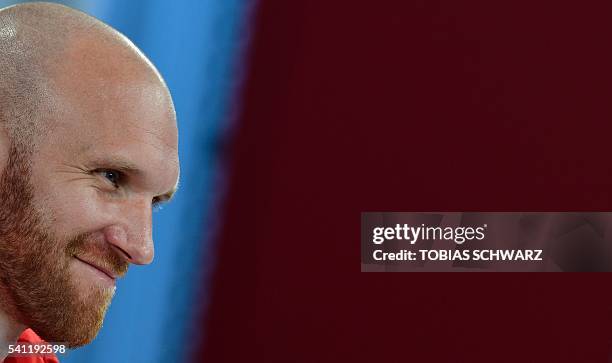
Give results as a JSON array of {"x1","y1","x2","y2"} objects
[{"x1": 94, "y1": 169, "x2": 123, "y2": 188}]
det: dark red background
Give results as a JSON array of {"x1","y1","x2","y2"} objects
[{"x1": 201, "y1": 2, "x2": 612, "y2": 362}]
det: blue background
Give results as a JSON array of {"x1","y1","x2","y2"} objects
[{"x1": 0, "y1": 0, "x2": 253, "y2": 362}]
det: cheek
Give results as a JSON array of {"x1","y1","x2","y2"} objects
[{"x1": 35, "y1": 184, "x2": 108, "y2": 238}]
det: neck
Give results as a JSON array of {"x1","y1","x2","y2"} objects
[{"x1": 0, "y1": 308, "x2": 24, "y2": 362}]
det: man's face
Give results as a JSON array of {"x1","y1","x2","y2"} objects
[{"x1": 0, "y1": 37, "x2": 179, "y2": 347}]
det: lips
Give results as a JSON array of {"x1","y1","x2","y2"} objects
[{"x1": 73, "y1": 256, "x2": 117, "y2": 280}]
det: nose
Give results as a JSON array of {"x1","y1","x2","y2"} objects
[{"x1": 102, "y1": 197, "x2": 154, "y2": 265}]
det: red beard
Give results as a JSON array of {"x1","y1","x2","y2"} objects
[{"x1": 0, "y1": 145, "x2": 128, "y2": 347}]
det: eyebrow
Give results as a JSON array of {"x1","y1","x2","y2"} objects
[{"x1": 87, "y1": 156, "x2": 179, "y2": 201}]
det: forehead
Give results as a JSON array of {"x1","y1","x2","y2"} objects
[{"x1": 42, "y1": 34, "x2": 179, "y2": 188}]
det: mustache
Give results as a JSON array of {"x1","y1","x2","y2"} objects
[{"x1": 66, "y1": 233, "x2": 129, "y2": 278}]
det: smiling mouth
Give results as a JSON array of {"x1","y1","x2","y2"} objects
[{"x1": 73, "y1": 256, "x2": 117, "y2": 280}]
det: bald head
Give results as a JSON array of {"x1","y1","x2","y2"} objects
[{"x1": 0, "y1": 2, "x2": 173, "y2": 150}]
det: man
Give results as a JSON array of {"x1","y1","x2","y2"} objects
[{"x1": 0, "y1": 2, "x2": 179, "y2": 362}]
